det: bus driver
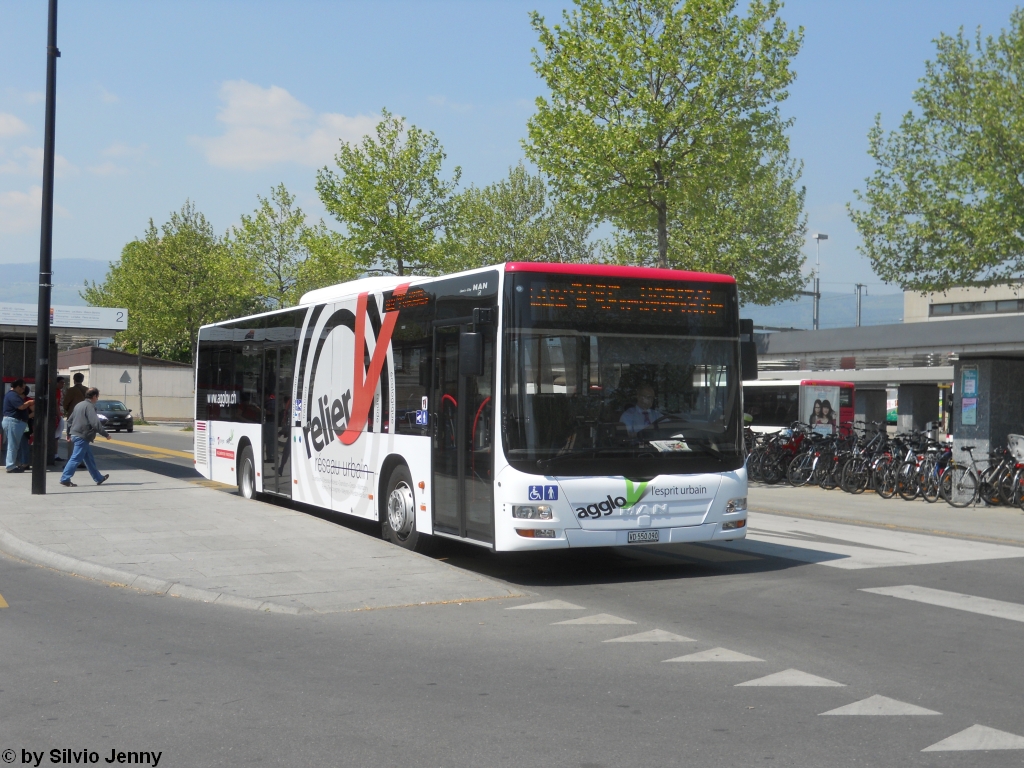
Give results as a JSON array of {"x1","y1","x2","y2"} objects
[{"x1": 620, "y1": 383, "x2": 663, "y2": 436}]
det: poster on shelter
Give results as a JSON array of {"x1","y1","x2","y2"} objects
[
  {"x1": 961, "y1": 397, "x2": 977, "y2": 427},
  {"x1": 962, "y1": 366, "x2": 979, "y2": 397},
  {"x1": 799, "y1": 384, "x2": 840, "y2": 435}
]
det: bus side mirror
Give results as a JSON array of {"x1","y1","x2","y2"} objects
[
  {"x1": 740, "y1": 318, "x2": 758, "y2": 381},
  {"x1": 459, "y1": 332, "x2": 484, "y2": 377}
]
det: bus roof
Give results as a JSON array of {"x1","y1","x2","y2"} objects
[
  {"x1": 505, "y1": 261, "x2": 736, "y2": 283},
  {"x1": 295, "y1": 262, "x2": 736, "y2": 306}
]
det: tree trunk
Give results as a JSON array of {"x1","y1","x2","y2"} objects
[
  {"x1": 137, "y1": 341, "x2": 145, "y2": 423},
  {"x1": 656, "y1": 202, "x2": 669, "y2": 269}
]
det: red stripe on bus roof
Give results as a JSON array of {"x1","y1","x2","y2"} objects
[
  {"x1": 504, "y1": 262, "x2": 736, "y2": 283},
  {"x1": 801, "y1": 380, "x2": 855, "y2": 388}
]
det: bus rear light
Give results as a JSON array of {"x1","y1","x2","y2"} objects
[
  {"x1": 513, "y1": 505, "x2": 552, "y2": 519},
  {"x1": 516, "y1": 529, "x2": 556, "y2": 538},
  {"x1": 722, "y1": 519, "x2": 746, "y2": 530}
]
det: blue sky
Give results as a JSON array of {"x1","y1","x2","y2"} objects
[{"x1": 0, "y1": 0, "x2": 1018, "y2": 298}]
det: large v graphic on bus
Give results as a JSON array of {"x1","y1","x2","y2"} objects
[{"x1": 340, "y1": 285, "x2": 408, "y2": 445}]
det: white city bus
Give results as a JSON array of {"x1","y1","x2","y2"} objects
[{"x1": 193, "y1": 262, "x2": 753, "y2": 552}]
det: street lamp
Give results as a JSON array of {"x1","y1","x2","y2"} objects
[{"x1": 812, "y1": 233, "x2": 828, "y2": 330}]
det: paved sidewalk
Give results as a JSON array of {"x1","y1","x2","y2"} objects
[
  {"x1": 0, "y1": 466, "x2": 521, "y2": 614},
  {"x1": 749, "y1": 482, "x2": 1024, "y2": 545}
]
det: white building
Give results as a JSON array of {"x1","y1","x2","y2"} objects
[
  {"x1": 904, "y1": 284, "x2": 1024, "y2": 322},
  {"x1": 58, "y1": 346, "x2": 194, "y2": 421}
]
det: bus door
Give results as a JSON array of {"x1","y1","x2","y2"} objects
[
  {"x1": 432, "y1": 321, "x2": 495, "y2": 543},
  {"x1": 261, "y1": 344, "x2": 295, "y2": 496}
]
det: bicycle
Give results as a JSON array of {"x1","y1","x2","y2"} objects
[{"x1": 939, "y1": 445, "x2": 982, "y2": 508}]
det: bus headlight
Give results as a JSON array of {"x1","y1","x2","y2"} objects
[
  {"x1": 513, "y1": 505, "x2": 552, "y2": 519},
  {"x1": 725, "y1": 497, "x2": 747, "y2": 514}
]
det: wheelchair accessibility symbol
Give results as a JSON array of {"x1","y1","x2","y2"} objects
[{"x1": 528, "y1": 485, "x2": 558, "y2": 501}]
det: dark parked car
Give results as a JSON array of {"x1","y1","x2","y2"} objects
[{"x1": 95, "y1": 400, "x2": 134, "y2": 433}]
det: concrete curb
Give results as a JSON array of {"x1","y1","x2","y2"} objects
[{"x1": 0, "y1": 526, "x2": 303, "y2": 615}]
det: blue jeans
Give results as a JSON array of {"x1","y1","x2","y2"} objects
[
  {"x1": 3, "y1": 416, "x2": 25, "y2": 471},
  {"x1": 61, "y1": 437, "x2": 105, "y2": 484}
]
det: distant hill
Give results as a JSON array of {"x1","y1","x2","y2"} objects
[
  {"x1": 741, "y1": 291, "x2": 903, "y2": 330},
  {"x1": 0, "y1": 259, "x2": 110, "y2": 306}
]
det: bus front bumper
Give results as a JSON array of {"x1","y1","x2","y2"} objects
[{"x1": 563, "y1": 521, "x2": 746, "y2": 549}]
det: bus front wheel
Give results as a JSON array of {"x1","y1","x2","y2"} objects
[
  {"x1": 238, "y1": 446, "x2": 257, "y2": 500},
  {"x1": 383, "y1": 464, "x2": 430, "y2": 553}
]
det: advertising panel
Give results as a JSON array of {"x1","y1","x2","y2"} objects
[{"x1": 800, "y1": 384, "x2": 840, "y2": 435}]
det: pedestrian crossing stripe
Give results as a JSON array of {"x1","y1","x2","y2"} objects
[
  {"x1": 506, "y1": 600, "x2": 585, "y2": 610},
  {"x1": 736, "y1": 669, "x2": 844, "y2": 687},
  {"x1": 663, "y1": 647, "x2": 763, "y2": 662},
  {"x1": 819, "y1": 695, "x2": 939, "y2": 716},
  {"x1": 922, "y1": 724, "x2": 1024, "y2": 751},
  {"x1": 604, "y1": 629, "x2": 694, "y2": 643},
  {"x1": 553, "y1": 613, "x2": 635, "y2": 625}
]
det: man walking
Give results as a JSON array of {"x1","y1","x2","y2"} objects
[
  {"x1": 3, "y1": 379, "x2": 34, "y2": 473},
  {"x1": 60, "y1": 387, "x2": 110, "y2": 487}
]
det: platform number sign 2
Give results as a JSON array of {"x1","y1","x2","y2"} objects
[{"x1": 528, "y1": 485, "x2": 558, "y2": 501}]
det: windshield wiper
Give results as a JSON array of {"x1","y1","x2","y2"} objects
[
  {"x1": 683, "y1": 439, "x2": 728, "y2": 462},
  {"x1": 536, "y1": 448, "x2": 634, "y2": 471}
]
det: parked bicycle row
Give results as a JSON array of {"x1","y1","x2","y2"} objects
[{"x1": 744, "y1": 422, "x2": 1024, "y2": 508}]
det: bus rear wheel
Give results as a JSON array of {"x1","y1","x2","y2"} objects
[
  {"x1": 383, "y1": 464, "x2": 430, "y2": 553},
  {"x1": 238, "y1": 446, "x2": 257, "y2": 500}
]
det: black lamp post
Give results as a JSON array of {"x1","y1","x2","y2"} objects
[{"x1": 32, "y1": 0, "x2": 59, "y2": 495}]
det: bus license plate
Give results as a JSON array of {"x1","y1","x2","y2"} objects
[{"x1": 628, "y1": 530, "x2": 659, "y2": 544}]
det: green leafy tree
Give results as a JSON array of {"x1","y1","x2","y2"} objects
[
  {"x1": 230, "y1": 184, "x2": 308, "y2": 310},
  {"x1": 316, "y1": 109, "x2": 461, "y2": 276},
  {"x1": 451, "y1": 163, "x2": 596, "y2": 270},
  {"x1": 524, "y1": 0, "x2": 805, "y2": 302},
  {"x1": 230, "y1": 183, "x2": 360, "y2": 308},
  {"x1": 82, "y1": 240, "x2": 161, "y2": 420},
  {"x1": 849, "y1": 10, "x2": 1024, "y2": 291},
  {"x1": 292, "y1": 222, "x2": 362, "y2": 300},
  {"x1": 602, "y1": 151, "x2": 807, "y2": 303},
  {"x1": 85, "y1": 201, "x2": 254, "y2": 366}
]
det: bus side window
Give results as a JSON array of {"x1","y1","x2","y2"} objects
[
  {"x1": 840, "y1": 387, "x2": 853, "y2": 408},
  {"x1": 393, "y1": 318, "x2": 432, "y2": 436}
]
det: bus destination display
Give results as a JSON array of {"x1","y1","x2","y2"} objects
[{"x1": 528, "y1": 281, "x2": 726, "y2": 318}]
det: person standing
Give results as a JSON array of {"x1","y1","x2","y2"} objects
[
  {"x1": 3, "y1": 379, "x2": 34, "y2": 473},
  {"x1": 64, "y1": 372, "x2": 87, "y2": 440},
  {"x1": 20, "y1": 385, "x2": 35, "y2": 467},
  {"x1": 51, "y1": 376, "x2": 66, "y2": 464},
  {"x1": 60, "y1": 387, "x2": 110, "y2": 487}
]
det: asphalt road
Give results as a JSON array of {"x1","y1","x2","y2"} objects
[{"x1": 5, "y1": 435, "x2": 1024, "y2": 765}]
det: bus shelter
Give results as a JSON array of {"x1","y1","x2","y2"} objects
[
  {"x1": 2, "y1": 302, "x2": 128, "y2": 389},
  {"x1": 1, "y1": 301, "x2": 128, "y2": 455}
]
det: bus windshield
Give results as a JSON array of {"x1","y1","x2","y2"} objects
[{"x1": 502, "y1": 273, "x2": 743, "y2": 477}]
